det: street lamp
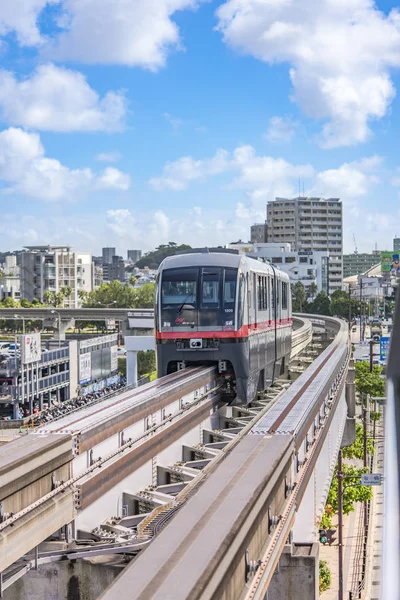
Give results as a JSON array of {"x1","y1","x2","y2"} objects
[
  {"x1": 51, "y1": 310, "x2": 61, "y2": 348},
  {"x1": 14, "y1": 314, "x2": 25, "y2": 334}
]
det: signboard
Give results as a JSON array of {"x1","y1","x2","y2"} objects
[
  {"x1": 107, "y1": 319, "x2": 116, "y2": 331},
  {"x1": 79, "y1": 352, "x2": 92, "y2": 384},
  {"x1": 361, "y1": 473, "x2": 382, "y2": 486},
  {"x1": 21, "y1": 333, "x2": 41, "y2": 365},
  {"x1": 380, "y1": 336, "x2": 390, "y2": 361},
  {"x1": 381, "y1": 251, "x2": 400, "y2": 275},
  {"x1": 111, "y1": 345, "x2": 118, "y2": 372},
  {"x1": 80, "y1": 334, "x2": 118, "y2": 351}
]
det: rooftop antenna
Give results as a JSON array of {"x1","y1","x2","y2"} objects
[{"x1": 302, "y1": 179, "x2": 305, "y2": 197}]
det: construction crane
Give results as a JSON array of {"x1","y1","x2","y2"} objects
[{"x1": 353, "y1": 233, "x2": 358, "y2": 255}]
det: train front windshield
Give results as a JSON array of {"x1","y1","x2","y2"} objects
[{"x1": 160, "y1": 267, "x2": 238, "y2": 331}]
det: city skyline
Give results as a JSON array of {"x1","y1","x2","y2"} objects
[{"x1": 0, "y1": 1, "x2": 399, "y2": 254}]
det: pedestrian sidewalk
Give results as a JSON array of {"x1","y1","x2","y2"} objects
[{"x1": 320, "y1": 501, "x2": 362, "y2": 600}]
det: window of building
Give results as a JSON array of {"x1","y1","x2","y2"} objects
[
  {"x1": 285, "y1": 256, "x2": 296, "y2": 263},
  {"x1": 299, "y1": 257, "x2": 308, "y2": 263},
  {"x1": 272, "y1": 257, "x2": 282, "y2": 263}
]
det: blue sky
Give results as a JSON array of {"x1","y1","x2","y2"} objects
[{"x1": 0, "y1": 0, "x2": 400, "y2": 255}]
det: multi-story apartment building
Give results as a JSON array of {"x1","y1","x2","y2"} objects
[
  {"x1": 250, "y1": 223, "x2": 267, "y2": 244},
  {"x1": 394, "y1": 238, "x2": 400, "y2": 253},
  {"x1": 266, "y1": 197, "x2": 343, "y2": 293},
  {"x1": 127, "y1": 249, "x2": 142, "y2": 264},
  {"x1": 20, "y1": 246, "x2": 94, "y2": 307},
  {"x1": 102, "y1": 247, "x2": 116, "y2": 265},
  {"x1": 102, "y1": 255, "x2": 125, "y2": 282},
  {"x1": 343, "y1": 253, "x2": 380, "y2": 278}
]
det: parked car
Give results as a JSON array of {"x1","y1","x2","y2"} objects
[{"x1": 117, "y1": 347, "x2": 127, "y2": 356}]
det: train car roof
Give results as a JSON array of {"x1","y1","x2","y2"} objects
[
  {"x1": 159, "y1": 252, "x2": 290, "y2": 282},
  {"x1": 160, "y1": 252, "x2": 244, "y2": 269}
]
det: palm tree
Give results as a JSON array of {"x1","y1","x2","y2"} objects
[
  {"x1": 61, "y1": 286, "x2": 73, "y2": 307},
  {"x1": 43, "y1": 290, "x2": 54, "y2": 305},
  {"x1": 309, "y1": 282, "x2": 318, "y2": 301}
]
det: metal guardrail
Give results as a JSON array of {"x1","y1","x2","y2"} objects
[{"x1": 383, "y1": 287, "x2": 400, "y2": 600}]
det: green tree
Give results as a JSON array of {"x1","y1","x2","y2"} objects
[
  {"x1": 319, "y1": 561, "x2": 331, "y2": 593},
  {"x1": 84, "y1": 280, "x2": 137, "y2": 308},
  {"x1": 327, "y1": 463, "x2": 372, "y2": 516},
  {"x1": 309, "y1": 282, "x2": 318, "y2": 301},
  {"x1": 61, "y1": 286, "x2": 73, "y2": 306},
  {"x1": 20, "y1": 297, "x2": 33, "y2": 308},
  {"x1": 135, "y1": 243, "x2": 192, "y2": 269},
  {"x1": 135, "y1": 283, "x2": 155, "y2": 308},
  {"x1": 0, "y1": 297, "x2": 18, "y2": 307},
  {"x1": 138, "y1": 350, "x2": 156, "y2": 377},
  {"x1": 310, "y1": 291, "x2": 331, "y2": 316},
  {"x1": 355, "y1": 361, "x2": 385, "y2": 397},
  {"x1": 342, "y1": 423, "x2": 374, "y2": 460},
  {"x1": 129, "y1": 275, "x2": 137, "y2": 287},
  {"x1": 31, "y1": 298, "x2": 42, "y2": 306},
  {"x1": 293, "y1": 281, "x2": 307, "y2": 312},
  {"x1": 54, "y1": 292, "x2": 64, "y2": 307},
  {"x1": 43, "y1": 290, "x2": 54, "y2": 305}
]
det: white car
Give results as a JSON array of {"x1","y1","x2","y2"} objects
[{"x1": 117, "y1": 347, "x2": 127, "y2": 356}]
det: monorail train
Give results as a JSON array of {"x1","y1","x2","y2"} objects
[{"x1": 155, "y1": 249, "x2": 292, "y2": 404}]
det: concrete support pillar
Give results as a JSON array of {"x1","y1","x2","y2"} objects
[
  {"x1": 39, "y1": 394, "x2": 43, "y2": 411},
  {"x1": 13, "y1": 402, "x2": 18, "y2": 420},
  {"x1": 266, "y1": 543, "x2": 319, "y2": 600},
  {"x1": 127, "y1": 350, "x2": 138, "y2": 386},
  {"x1": 125, "y1": 335, "x2": 156, "y2": 387}
]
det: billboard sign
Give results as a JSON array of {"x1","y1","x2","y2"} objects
[
  {"x1": 79, "y1": 352, "x2": 92, "y2": 384},
  {"x1": 381, "y1": 252, "x2": 400, "y2": 275},
  {"x1": 21, "y1": 333, "x2": 41, "y2": 364},
  {"x1": 111, "y1": 345, "x2": 118, "y2": 372},
  {"x1": 380, "y1": 336, "x2": 390, "y2": 361}
]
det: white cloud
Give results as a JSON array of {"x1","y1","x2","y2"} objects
[
  {"x1": 96, "y1": 152, "x2": 121, "y2": 163},
  {"x1": 44, "y1": 0, "x2": 205, "y2": 70},
  {"x1": 0, "y1": 0, "x2": 57, "y2": 47},
  {"x1": 0, "y1": 127, "x2": 131, "y2": 201},
  {"x1": 96, "y1": 167, "x2": 131, "y2": 191},
  {"x1": 216, "y1": 0, "x2": 400, "y2": 147},
  {"x1": 0, "y1": 64, "x2": 126, "y2": 132},
  {"x1": 149, "y1": 149, "x2": 230, "y2": 190},
  {"x1": 316, "y1": 156, "x2": 382, "y2": 197},
  {"x1": 150, "y1": 145, "x2": 313, "y2": 205},
  {"x1": 164, "y1": 113, "x2": 183, "y2": 131},
  {"x1": 265, "y1": 116, "x2": 297, "y2": 144}
]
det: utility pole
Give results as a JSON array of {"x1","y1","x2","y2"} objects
[
  {"x1": 338, "y1": 449, "x2": 344, "y2": 600},
  {"x1": 359, "y1": 276, "x2": 363, "y2": 343}
]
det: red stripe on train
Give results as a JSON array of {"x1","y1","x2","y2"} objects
[{"x1": 156, "y1": 318, "x2": 292, "y2": 340}]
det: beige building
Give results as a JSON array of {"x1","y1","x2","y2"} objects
[
  {"x1": 266, "y1": 197, "x2": 343, "y2": 293},
  {"x1": 20, "y1": 245, "x2": 95, "y2": 308}
]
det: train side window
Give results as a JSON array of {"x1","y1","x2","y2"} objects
[
  {"x1": 257, "y1": 276, "x2": 262, "y2": 310},
  {"x1": 271, "y1": 276, "x2": 275, "y2": 310},
  {"x1": 282, "y1": 282, "x2": 288, "y2": 309}
]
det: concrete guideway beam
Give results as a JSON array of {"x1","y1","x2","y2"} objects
[
  {"x1": 99, "y1": 435, "x2": 294, "y2": 600},
  {"x1": 76, "y1": 392, "x2": 222, "y2": 510},
  {"x1": 0, "y1": 434, "x2": 73, "y2": 514},
  {"x1": 0, "y1": 488, "x2": 76, "y2": 573}
]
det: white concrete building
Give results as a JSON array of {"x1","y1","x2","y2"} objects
[
  {"x1": 248, "y1": 243, "x2": 329, "y2": 297},
  {"x1": 0, "y1": 274, "x2": 20, "y2": 301},
  {"x1": 20, "y1": 246, "x2": 94, "y2": 308},
  {"x1": 266, "y1": 197, "x2": 343, "y2": 293}
]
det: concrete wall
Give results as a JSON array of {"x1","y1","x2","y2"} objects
[
  {"x1": 5, "y1": 560, "x2": 121, "y2": 600},
  {"x1": 267, "y1": 543, "x2": 319, "y2": 600}
]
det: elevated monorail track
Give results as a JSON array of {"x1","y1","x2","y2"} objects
[
  {"x1": 0, "y1": 315, "x2": 322, "y2": 593},
  {"x1": 99, "y1": 314, "x2": 350, "y2": 600}
]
